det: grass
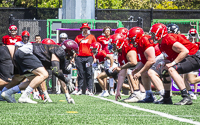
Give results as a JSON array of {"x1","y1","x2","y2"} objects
[{"x1": 0, "y1": 94, "x2": 199, "y2": 125}]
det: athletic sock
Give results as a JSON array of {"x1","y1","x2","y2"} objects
[
  {"x1": 21, "y1": 86, "x2": 33, "y2": 98},
  {"x1": 164, "y1": 90, "x2": 170, "y2": 98},
  {"x1": 2, "y1": 87, "x2": 8, "y2": 92},
  {"x1": 11, "y1": 86, "x2": 20, "y2": 93},
  {"x1": 159, "y1": 89, "x2": 165, "y2": 96},
  {"x1": 181, "y1": 88, "x2": 188, "y2": 97}
]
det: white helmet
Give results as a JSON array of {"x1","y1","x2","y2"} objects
[{"x1": 60, "y1": 33, "x2": 68, "y2": 39}]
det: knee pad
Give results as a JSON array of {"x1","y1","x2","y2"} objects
[{"x1": 161, "y1": 69, "x2": 171, "y2": 84}]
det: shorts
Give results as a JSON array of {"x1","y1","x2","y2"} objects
[
  {"x1": 14, "y1": 49, "x2": 43, "y2": 75},
  {"x1": 175, "y1": 51, "x2": 200, "y2": 74},
  {"x1": 150, "y1": 53, "x2": 165, "y2": 75},
  {"x1": 0, "y1": 46, "x2": 14, "y2": 82},
  {"x1": 105, "y1": 69, "x2": 118, "y2": 80}
]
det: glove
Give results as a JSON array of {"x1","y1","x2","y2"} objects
[
  {"x1": 67, "y1": 82, "x2": 75, "y2": 92},
  {"x1": 66, "y1": 96, "x2": 75, "y2": 104}
]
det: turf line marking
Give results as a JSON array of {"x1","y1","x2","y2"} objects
[{"x1": 93, "y1": 96, "x2": 200, "y2": 125}]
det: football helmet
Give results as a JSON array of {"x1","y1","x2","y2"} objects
[
  {"x1": 188, "y1": 28, "x2": 199, "y2": 43},
  {"x1": 21, "y1": 31, "x2": 30, "y2": 43},
  {"x1": 167, "y1": 24, "x2": 180, "y2": 34},
  {"x1": 8, "y1": 25, "x2": 18, "y2": 35},
  {"x1": 109, "y1": 33, "x2": 126, "y2": 52},
  {"x1": 128, "y1": 27, "x2": 144, "y2": 46},
  {"x1": 59, "y1": 33, "x2": 68, "y2": 43},
  {"x1": 42, "y1": 38, "x2": 57, "y2": 45},
  {"x1": 149, "y1": 23, "x2": 168, "y2": 41},
  {"x1": 61, "y1": 39, "x2": 79, "y2": 57},
  {"x1": 115, "y1": 27, "x2": 129, "y2": 37},
  {"x1": 90, "y1": 42, "x2": 102, "y2": 55}
]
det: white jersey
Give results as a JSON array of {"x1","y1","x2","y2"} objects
[{"x1": 18, "y1": 42, "x2": 33, "y2": 54}]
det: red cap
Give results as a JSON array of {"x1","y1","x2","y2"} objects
[{"x1": 80, "y1": 23, "x2": 91, "y2": 30}]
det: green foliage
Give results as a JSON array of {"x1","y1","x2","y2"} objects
[
  {"x1": 0, "y1": 0, "x2": 62, "y2": 8},
  {"x1": 0, "y1": 0, "x2": 199, "y2": 9}
]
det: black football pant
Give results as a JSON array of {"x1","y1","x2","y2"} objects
[{"x1": 75, "y1": 56, "x2": 93, "y2": 92}]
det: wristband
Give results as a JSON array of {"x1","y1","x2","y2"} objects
[{"x1": 171, "y1": 61, "x2": 176, "y2": 66}]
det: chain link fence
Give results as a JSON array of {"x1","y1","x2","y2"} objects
[{"x1": 1, "y1": 8, "x2": 200, "y2": 43}]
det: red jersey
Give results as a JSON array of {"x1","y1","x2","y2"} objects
[
  {"x1": 137, "y1": 35, "x2": 159, "y2": 64},
  {"x1": 160, "y1": 33, "x2": 198, "y2": 61},
  {"x1": 118, "y1": 42, "x2": 137, "y2": 66},
  {"x1": 97, "y1": 35, "x2": 111, "y2": 54},
  {"x1": 2, "y1": 35, "x2": 22, "y2": 45},
  {"x1": 95, "y1": 50, "x2": 107, "y2": 63},
  {"x1": 75, "y1": 34, "x2": 96, "y2": 56}
]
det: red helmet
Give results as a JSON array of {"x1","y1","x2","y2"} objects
[
  {"x1": 188, "y1": 28, "x2": 199, "y2": 43},
  {"x1": 21, "y1": 31, "x2": 30, "y2": 43},
  {"x1": 42, "y1": 38, "x2": 57, "y2": 45},
  {"x1": 90, "y1": 42, "x2": 102, "y2": 55},
  {"x1": 21, "y1": 30, "x2": 30, "y2": 37},
  {"x1": 188, "y1": 28, "x2": 199, "y2": 38},
  {"x1": 109, "y1": 33, "x2": 126, "y2": 52},
  {"x1": 115, "y1": 27, "x2": 129, "y2": 37},
  {"x1": 61, "y1": 39, "x2": 79, "y2": 56},
  {"x1": 128, "y1": 27, "x2": 144, "y2": 46},
  {"x1": 149, "y1": 23, "x2": 168, "y2": 41},
  {"x1": 8, "y1": 25, "x2": 17, "y2": 35}
]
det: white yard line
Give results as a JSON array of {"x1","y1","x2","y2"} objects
[{"x1": 93, "y1": 96, "x2": 200, "y2": 125}]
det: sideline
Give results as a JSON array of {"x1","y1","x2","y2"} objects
[{"x1": 93, "y1": 96, "x2": 200, "y2": 125}]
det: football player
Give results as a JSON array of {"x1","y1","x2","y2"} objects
[
  {"x1": 1, "y1": 39, "x2": 77, "y2": 104},
  {"x1": 125, "y1": 27, "x2": 166, "y2": 103},
  {"x1": 111, "y1": 32, "x2": 146, "y2": 103},
  {"x1": 149, "y1": 23, "x2": 200, "y2": 105},
  {"x1": 2, "y1": 25, "x2": 22, "y2": 45},
  {"x1": 167, "y1": 24, "x2": 199, "y2": 100}
]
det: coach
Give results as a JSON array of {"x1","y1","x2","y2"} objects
[{"x1": 75, "y1": 23, "x2": 97, "y2": 95}]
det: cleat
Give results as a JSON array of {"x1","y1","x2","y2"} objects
[
  {"x1": 190, "y1": 94, "x2": 197, "y2": 100},
  {"x1": 1, "y1": 90, "x2": 16, "y2": 103},
  {"x1": 40, "y1": 94, "x2": 45, "y2": 100},
  {"x1": 86, "y1": 90, "x2": 94, "y2": 96},
  {"x1": 0, "y1": 91, "x2": 6, "y2": 101},
  {"x1": 174, "y1": 96, "x2": 192, "y2": 105},
  {"x1": 110, "y1": 90, "x2": 115, "y2": 96},
  {"x1": 101, "y1": 91, "x2": 109, "y2": 97},
  {"x1": 124, "y1": 92, "x2": 143, "y2": 103},
  {"x1": 123, "y1": 93, "x2": 135, "y2": 102},
  {"x1": 98, "y1": 91, "x2": 104, "y2": 96},
  {"x1": 71, "y1": 90, "x2": 78, "y2": 95},
  {"x1": 18, "y1": 97, "x2": 37, "y2": 104},
  {"x1": 154, "y1": 95, "x2": 163, "y2": 103},
  {"x1": 75, "y1": 90, "x2": 82, "y2": 95},
  {"x1": 137, "y1": 93, "x2": 154, "y2": 103},
  {"x1": 154, "y1": 97, "x2": 173, "y2": 104},
  {"x1": 44, "y1": 97, "x2": 53, "y2": 102}
]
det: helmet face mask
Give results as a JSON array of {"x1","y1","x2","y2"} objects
[
  {"x1": 61, "y1": 39, "x2": 79, "y2": 57},
  {"x1": 167, "y1": 24, "x2": 180, "y2": 34},
  {"x1": 59, "y1": 33, "x2": 68, "y2": 43},
  {"x1": 9, "y1": 25, "x2": 17, "y2": 35},
  {"x1": 21, "y1": 31, "x2": 30, "y2": 43},
  {"x1": 150, "y1": 23, "x2": 168, "y2": 41},
  {"x1": 90, "y1": 47, "x2": 98, "y2": 55}
]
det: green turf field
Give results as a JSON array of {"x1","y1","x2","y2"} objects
[{"x1": 0, "y1": 94, "x2": 199, "y2": 125}]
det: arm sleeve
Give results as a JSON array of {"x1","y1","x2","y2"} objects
[{"x1": 51, "y1": 61, "x2": 70, "y2": 83}]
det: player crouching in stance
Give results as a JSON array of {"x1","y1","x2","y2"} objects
[
  {"x1": 90, "y1": 42, "x2": 115, "y2": 97},
  {"x1": 1, "y1": 39, "x2": 78, "y2": 104}
]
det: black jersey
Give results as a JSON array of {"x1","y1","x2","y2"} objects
[{"x1": 32, "y1": 43, "x2": 66, "y2": 69}]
